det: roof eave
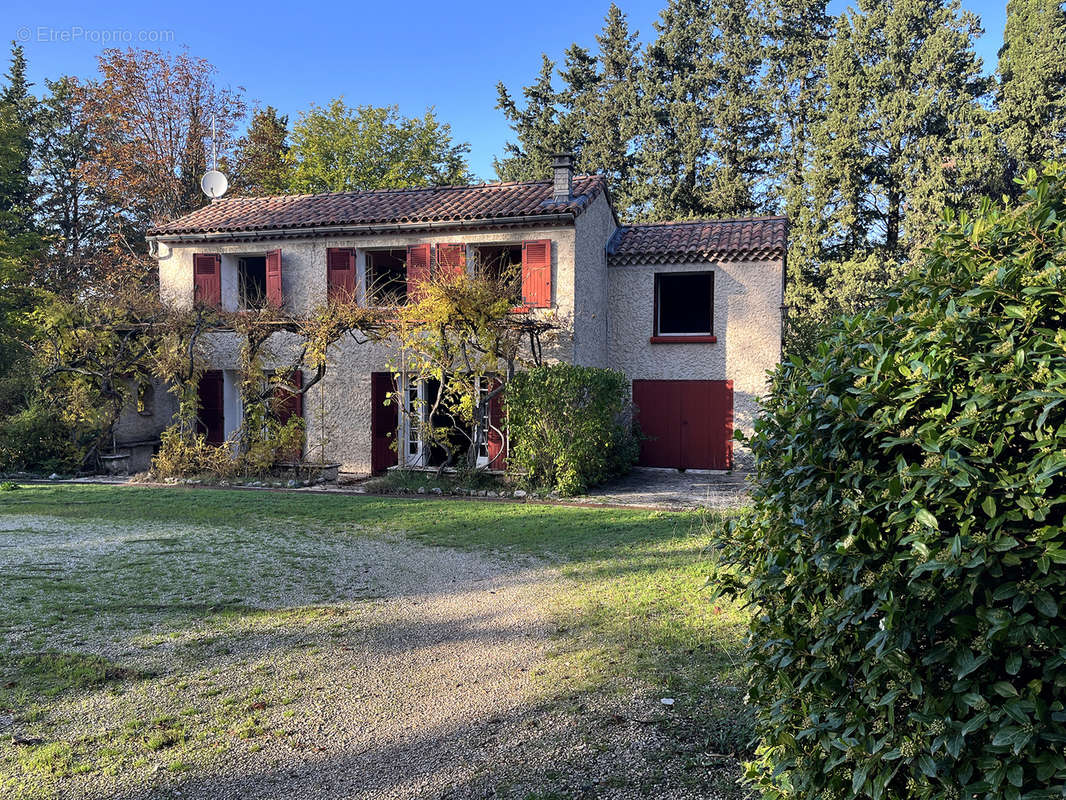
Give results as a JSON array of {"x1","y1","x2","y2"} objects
[
  {"x1": 147, "y1": 211, "x2": 581, "y2": 244},
  {"x1": 607, "y1": 248, "x2": 786, "y2": 266}
]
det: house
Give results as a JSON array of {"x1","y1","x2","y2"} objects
[{"x1": 130, "y1": 154, "x2": 786, "y2": 475}]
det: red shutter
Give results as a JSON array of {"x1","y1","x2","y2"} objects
[
  {"x1": 265, "y1": 249, "x2": 283, "y2": 308},
  {"x1": 436, "y1": 243, "x2": 466, "y2": 280},
  {"x1": 521, "y1": 239, "x2": 551, "y2": 308},
  {"x1": 193, "y1": 253, "x2": 221, "y2": 309},
  {"x1": 274, "y1": 369, "x2": 304, "y2": 462},
  {"x1": 371, "y1": 372, "x2": 399, "y2": 473},
  {"x1": 274, "y1": 369, "x2": 303, "y2": 422},
  {"x1": 196, "y1": 370, "x2": 224, "y2": 445},
  {"x1": 406, "y1": 244, "x2": 432, "y2": 302},
  {"x1": 487, "y1": 380, "x2": 507, "y2": 470},
  {"x1": 327, "y1": 247, "x2": 356, "y2": 302}
]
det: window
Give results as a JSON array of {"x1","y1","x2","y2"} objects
[
  {"x1": 404, "y1": 379, "x2": 424, "y2": 465},
  {"x1": 238, "y1": 256, "x2": 267, "y2": 310},
  {"x1": 366, "y1": 249, "x2": 408, "y2": 306},
  {"x1": 136, "y1": 381, "x2": 154, "y2": 416},
  {"x1": 474, "y1": 244, "x2": 523, "y2": 305},
  {"x1": 654, "y1": 272, "x2": 715, "y2": 340}
]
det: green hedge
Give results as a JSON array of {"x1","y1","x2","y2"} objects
[
  {"x1": 713, "y1": 168, "x2": 1066, "y2": 799},
  {"x1": 507, "y1": 364, "x2": 639, "y2": 495}
]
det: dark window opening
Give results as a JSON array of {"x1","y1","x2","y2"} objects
[
  {"x1": 474, "y1": 244, "x2": 523, "y2": 304},
  {"x1": 656, "y1": 272, "x2": 713, "y2": 335},
  {"x1": 136, "y1": 381, "x2": 154, "y2": 416},
  {"x1": 422, "y1": 377, "x2": 474, "y2": 468},
  {"x1": 239, "y1": 256, "x2": 267, "y2": 310},
  {"x1": 366, "y1": 249, "x2": 408, "y2": 305}
]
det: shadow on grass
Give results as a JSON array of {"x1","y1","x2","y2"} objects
[{"x1": 0, "y1": 485, "x2": 752, "y2": 798}]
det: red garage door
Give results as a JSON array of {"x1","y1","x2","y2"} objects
[{"x1": 632, "y1": 380, "x2": 733, "y2": 470}]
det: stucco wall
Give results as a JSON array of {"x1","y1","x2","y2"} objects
[
  {"x1": 154, "y1": 224, "x2": 580, "y2": 474},
  {"x1": 571, "y1": 193, "x2": 617, "y2": 368},
  {"x1": 607, "y1": 257, "x2": 784, "y2": 468},
  {"x1": 150, "y1": 216, "x2": 784, "y2": 474}
]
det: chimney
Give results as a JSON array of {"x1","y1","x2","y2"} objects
[{"x1": 552, "y1": 152, "x2": 573, "y2": 203}]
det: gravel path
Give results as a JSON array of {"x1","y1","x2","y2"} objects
[{"x1": 1, "y1": 515, "x2": 730, "y2": 800}]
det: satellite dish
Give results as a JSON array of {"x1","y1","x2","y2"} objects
[{"x1": 201, "y1": 170, "x2": 229, "y2": 199}]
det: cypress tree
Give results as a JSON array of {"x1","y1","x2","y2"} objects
[
  {"x1": 638, "y1": 0, "x2": 771, "y2": 219},
  {"x1": 494, "y1": 55, "x2": 570, "y2": 182},
  {"x1": 795, "y1": 0, "x2": 992, "y2": 344},
  {"x1": 996, "y1": 0, "x2": 1066, "y2": 181}
]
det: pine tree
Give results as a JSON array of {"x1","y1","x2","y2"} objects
[
  {"x1": 701, "y1": 0, "x2": 773, "y2": 214},
  {"x1": 997, "y1": 0, "x2": 1066, "y2": 181},
  {"x1": 638, "y1": 0, "x2": 717, "y2": 219},
  {"x1": 0, "y1": 42, "x2": 37, "y2": 245},
  {"x1": 232, "y1": 106, "x2": 291, "y2": 195},
  {"x1": 33, "y1": 77, "x2": 112, "y2": 294},
  {"x1": 494, "y1": 5, "x2": 644, "y2": 216},
  {"x1": 582, "y1": 4, "x2": 643, "y2": 215},
  {"x1": 494, "y1": 55, "x2": 571, "y2": 182},
  {"x1": 762, "y1": 0, "x2": 831, "y2": 264},
  {"x1": 795, "y1": 0, "x2": 992, "y2": 344}
]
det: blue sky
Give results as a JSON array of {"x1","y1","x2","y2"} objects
[{"x1": 6, "y1": 0, "x2": 1007, "y2": 181}]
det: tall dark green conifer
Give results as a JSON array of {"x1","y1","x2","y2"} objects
[
  {"x1": 494, "y1": 55, "x2": 571, "y2": 182},
  {"x1": 638, "y1": 0, "x2": 770, "y2": 219},
  {"x1": 0, "y1": 42, "x2": 37, "y2": 246},
  {"x1": 232, "y1": 106, "x2": 291, "y2": 195},
  {"x1": 575, "y1": 4, "x2": 643, "y2": 215},
  {"x1": 997, "y1": 0, "x2": 1066, "y2": 180},
  {"x1": 638, "y1": 0, "x2": 717, "y2": 218},
  {"x1": 33, "y1": 77, "x2": 112, "y2": 294},
  {"x1": 796, "y1": 0, "x2": 992, "y2": 341},
  {"x1": 495, "y1": 5, "x2": 644, "y2": 216}
]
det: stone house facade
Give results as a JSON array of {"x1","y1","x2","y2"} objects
[{"x1": 131, "y1": 157, "x2": 786, "y2": 475}]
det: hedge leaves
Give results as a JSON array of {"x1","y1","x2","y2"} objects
[{"x1": 713, "y1": 166, "x2": 1066, "y2": 799}]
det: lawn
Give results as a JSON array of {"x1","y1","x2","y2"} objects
[{"x1": 0, "y1": 484, "x2": 748, "y2": 799}]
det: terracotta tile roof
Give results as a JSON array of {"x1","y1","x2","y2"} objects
[
  {"x1": 148, "y1": 175, "x2": 608, "y2": 237},
  {"x1": 607, "y1": 216, "x2": 787, "y2": 265}
]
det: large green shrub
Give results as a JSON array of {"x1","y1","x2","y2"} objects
[
  {"x1": 507, "y1": 364, "x2": 639, "y2": 495},
  {"x1": 0, "y1": 403, "x2": 83, "y2": 474},
  {"x1": 713, "y1": 168, "x2": 1066, "y2": 800}
]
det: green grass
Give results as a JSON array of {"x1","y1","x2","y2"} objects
[{"x1": 0, "y1": 484, "x2": 748, "y2": 797}]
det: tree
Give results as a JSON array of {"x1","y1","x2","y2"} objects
[
  {"x1": 0, "y1": 42, "x2": 38, "y2": 248},
  {"x1": 996, "y1": 0, "x2": 1066, "y2": 184},
  {"x1": 286, "y1": 100, "x2": 470, "y2": 193},
  {"x1": 0, "y1": 43, "x2": 42, "y2": 419},
  {"x1": 793, "y1": 0, "x2": 994, "y2": 348},
  {"x1": 572, "y1": 4, "x2": 644, "y2": 215},
  {"x1": 762, "y1": 0, "x2": 832, "y2": 317},
  {"x1": 494, "y1": 56, "x2": 573, "y2": 183},
  {"x1": 231, "y1": 106, "x2": 291, "y2": 195},
  {"x1": 33, "y1": 77, "x2": 113, "y2": 294},
  {"x1": 390, "y1": 267, "x2": 559, "y2": 474},
  {"x1": 80, "y1": 48, "x2": 245, "y2": 284},
  {"x1": 636, "y1": 0, "x2": 771, "y2": 219}
]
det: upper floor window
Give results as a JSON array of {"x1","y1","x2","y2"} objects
[
  {"x1": 473, "y1": 244, "x2": 522, "y2": 304},
  {"x1": 654, "y1": 272, "x2": 714, "y2": 339},
  {"x1": 365, "y1": 249, "x2": 408, "y2": 306},
  {"x1": 239, "y1": 256, "x2": 267, "y2": 310}
]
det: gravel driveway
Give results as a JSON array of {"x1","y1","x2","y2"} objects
[{"x1": 0, "y1": 514, "x2": 726, "y2": 800}]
